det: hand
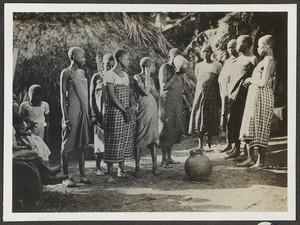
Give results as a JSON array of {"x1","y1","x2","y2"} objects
[
  {"x1": 91, "y1": 116, "x2": 98, "y2": 125},
  {"x1": 244, "y1": 78, "x2": 252, "y2": 86},
  {"x1": 145, "y1": 67, "x2": 151, "y2": 77},
  {"x1": 123, "y1": 107, "x2": 133, "y2": 123},
  {"x1": 27, "y1": 121, "x2": 37, "y2": 130},
  {"x1": 63, "y1": 120, "x2": 71, "y2": 132}
]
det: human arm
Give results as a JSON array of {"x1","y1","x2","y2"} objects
[
  {"x1": 245, "y1": 58, "x2": 276, "y2": 87},
  {"x1": 90, "y1": 73, "x2": 100, "y2": 124},
  {"x1": 60, "y1": 69, "x2": 71, "y2": 130},
  {"x1": 42, "y1": 102, "x2": 49, "y2": 143},
  {"x1": 106, "y1": 83, "x2": 130, "y2": 121},
  {"x1": 134, "y1": 70, "x2": 151, "y2": 96},
  {"x1": 159, "y1": 65, "x2": 174, "y2": 91},
  {"x1": 44, "y1": 113, "x2": 49, "y2": 143},
  {"x1": 150, "y1": 78, "x2": 160, "y2": 100}
]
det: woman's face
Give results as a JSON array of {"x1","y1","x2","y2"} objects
[
  {"x1": 103, "y1": 60, "x2": 115, "y2": 71},
  {"x1": 120, "y1": 53, "x2": 131, "y2": 69},
  {"x1": 149, "y1": 63, "x2": 156, "y2": 74},
  {"x1": 74, "y1": 51, "x2": 86, "y2": 67},
  {"x1": 227, "y1": 43, "x2": 237, "y2": 56},
  {"x1": 257, "y1": 40, "x2": 267, "y2": 56},
  {"x1": 202, "y1": 47, "x2": 212, "y2": 60},
  {"x1": 29, "y1": 89, "x2": 42, "y2": 103}
]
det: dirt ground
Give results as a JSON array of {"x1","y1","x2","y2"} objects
[{"x1": 34, "y1": 135, "x2": 287, "y2": 212}]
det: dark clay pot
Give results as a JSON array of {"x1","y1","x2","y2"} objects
[{"x1": 185, "y1": 149, "x2": 212, "y2": 181}]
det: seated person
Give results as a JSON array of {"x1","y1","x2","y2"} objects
[{"x1": 13, "y1": 99, "x2": 66, "y2": 185}]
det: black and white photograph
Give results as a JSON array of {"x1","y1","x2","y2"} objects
[{"x1": 2, "y1": 3, "x2": 297, "y2": 223}]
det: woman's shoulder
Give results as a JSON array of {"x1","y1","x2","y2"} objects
[
  {"x1": 133, "y1": 74, "x2": 141, "y2": 80},
  {"x1": 121, "y1": 71, "x2": 129, "y2": 78},
  {"x1": 264, "y1": 55, "x2": 276, "y2": 63},
  {"x1": 213, "y1": 60, "x2": 222, "y2": 68},
  {"x1": 19, "y1": 101, "x2": 30, "y2": 109},
  {"x1": 41, "y1": 101, "x2": 49, "y2": 107},
  {"x1": 103, "y1": 70, "x2": 116, "y2": 78}
]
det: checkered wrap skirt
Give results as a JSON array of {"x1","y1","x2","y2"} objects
[
  {"x1": 189, "y1": 72, "x2": 221, "y2": 136},
  {"x1": 241, "y1": 81, "x2": 274, "y2": 148},
  {"x1": 104, "y1": 85, "x2": 134, "y2": 163}
]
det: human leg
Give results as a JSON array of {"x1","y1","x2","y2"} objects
[
  {"x1": 166, "y1": 146, "x2": 179, "y2": 164},
  {"x1": 78, "y1": 150, "x2": 92, "y2": 184},
  {"x1": 134, "y1": 147, "x2": 142, "y2": 177},
  {"x1": 161, "y1": 148, "x2": 168, "y2": 167},
  {"x1": 234, "y1": 144, "x2": 248, "y2": 161},
  {"x1": 225, "y1": 140, "x2": 240, "y2": 159},
  {"x1": 198, "y1": 132, "x2": 205, "y2": 149},
  {"x1": 61, "y1": 151, "x2": 77, "y2": 187},
  {"x1": 117, "y1": 160, "x2": 125, "y2": 177},
  {"x1": 249, "y1": 146, "x2": 267, "y2": 169},
  {"x1": 61, "y1": 151, "x2": 69, "y2": 175},
  {"x1": 236, "y1": 144, "x2": 255, "y2": 167},
  {"x1": 220, "y1": 142, "x2": 232, "y2": 153},
  {"x1": 95, "y1": 153, "x2": 105, "y2": 176},
  {"x1": 150, "y1": 143, "x2": 158, "y2": 176}
]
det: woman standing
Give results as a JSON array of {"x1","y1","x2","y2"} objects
[
  {"x1": 189, "y1": 44, "x2": 222, "y2": 151},
  {"x1": 134, "y1": 57, "x2": 159, "y2": 176},
  {"x1": 104, "y1": 48, "x2": 134, "y2": 182},
  {"x1": 239, "y1": 35, "x2": 276, "y2": 169}
]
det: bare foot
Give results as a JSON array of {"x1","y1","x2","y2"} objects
[
  {"x1": 225, "y1": 152, "x2": 240, "y2": 159},
  {"x1": 134, "y1": 169, "x2": 142, "y2": 178},
  {"x1": 166, "y1": 158, "x2": 180, "y2": 164},
  {"x1": 49, "y1": 165, "x2": 62, "y2": 176},
  {"x1": 106, "y1": 177, "x2": 116, "y2": 183},
  {"x1": 95, "y1": 169, "x2": 105, "y2": 176},
  {"x1": 220, "y1": 145, "x2": 232, "y2": 153},
  {"x1": 161, "y1": 161, "x2": 172, "y2": 168},
  {"x1": 236, "y1": 159, "x2": 256, "y2": 167},
  {"x1": 233, "y1": 155, "x2": 247, "y2": 162},
  {"x1": 226, "y1": 148, "x2": 235, "y2": 155},
  {"x1": 79, "y1": 177, "x2": 92, "y2": 184},
  {"x1": 117, "y1": 171, "x2": 133, "y2": 179},
  {"x1": 248, "y1": 163, "x2": 267, "y2": 171},
  {"x1": 62, "y1": 178, "x2": 77, "y2": 188},
  {"x1": 204, "y1": 148, "x2": 213, "y2": 153},
  {"x1": 152, "y1": 169, "x2": 160, "y2": 176}
]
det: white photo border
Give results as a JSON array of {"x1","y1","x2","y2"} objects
[{"x1": 3, "y1": 3, "x2": 297, "y2": 222}]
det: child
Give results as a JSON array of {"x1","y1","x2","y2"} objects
[
  {"x1": 134, "y1": 57, "x2": 159, "y2": 176},
  {"x1": 90, "y1": 53, "x2": 114, "y2": 176},
  {"x1": 103, "y1": 48, "x2": 134, "y2": 183},
  {"x1": 19, "y1": 85, "x2": 49, "y2": 142},
  {"x1": 189, "y1": 44, "x2": 222, "y2": 151},
  {"x1": 239, "y1": 35, "x2": 276, "y2": 169},
  {"x1": 14, "y1": 98, "x2": 51, "y2": 162},
  {"x1": 60, "y1": 46, "x2": 91, "y2": 187}
]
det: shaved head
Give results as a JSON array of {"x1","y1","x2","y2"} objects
[
  {"x1": 227, "y1": 39, "x2": 237, "y2": 48},
  {"x1": 259, "y1": 35, "x2": 276, "y2": 49},
  {"x1": 68, "y1": 47, "x2": 85, "y2": 60},
  {"x1": 201, "y1": 44, "x2": 212, "y2": 52},
  {"x1": 169, "y1": 48, "x2": 182, "y2": 58},
  {"x1": 102, "y1": 53, "x2": 114, "y2": 63},
  {"x1": 237, "y1": 35, "x2": 252, "y2": 48},
  {"x1": 140, "y1": 57, "x2": 155, "y2": 69}
]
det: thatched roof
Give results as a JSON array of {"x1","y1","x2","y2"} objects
[
  {"x1": 13, "y1": 13, "x2": 172, "y2": 73},
  {"x1": 13, "y1": 12, "x2": 196, "y2": 150}
]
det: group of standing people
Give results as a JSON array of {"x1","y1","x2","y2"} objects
[
  {"x1": 13, "y1": 34, "x2": 276, "y2": 189},
  {"x1": 198, "y1": 34, "x2": 276, "y2": 169},
  {"x1": 60, "y1": 46, "x2": 190, "y2": 186}
]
